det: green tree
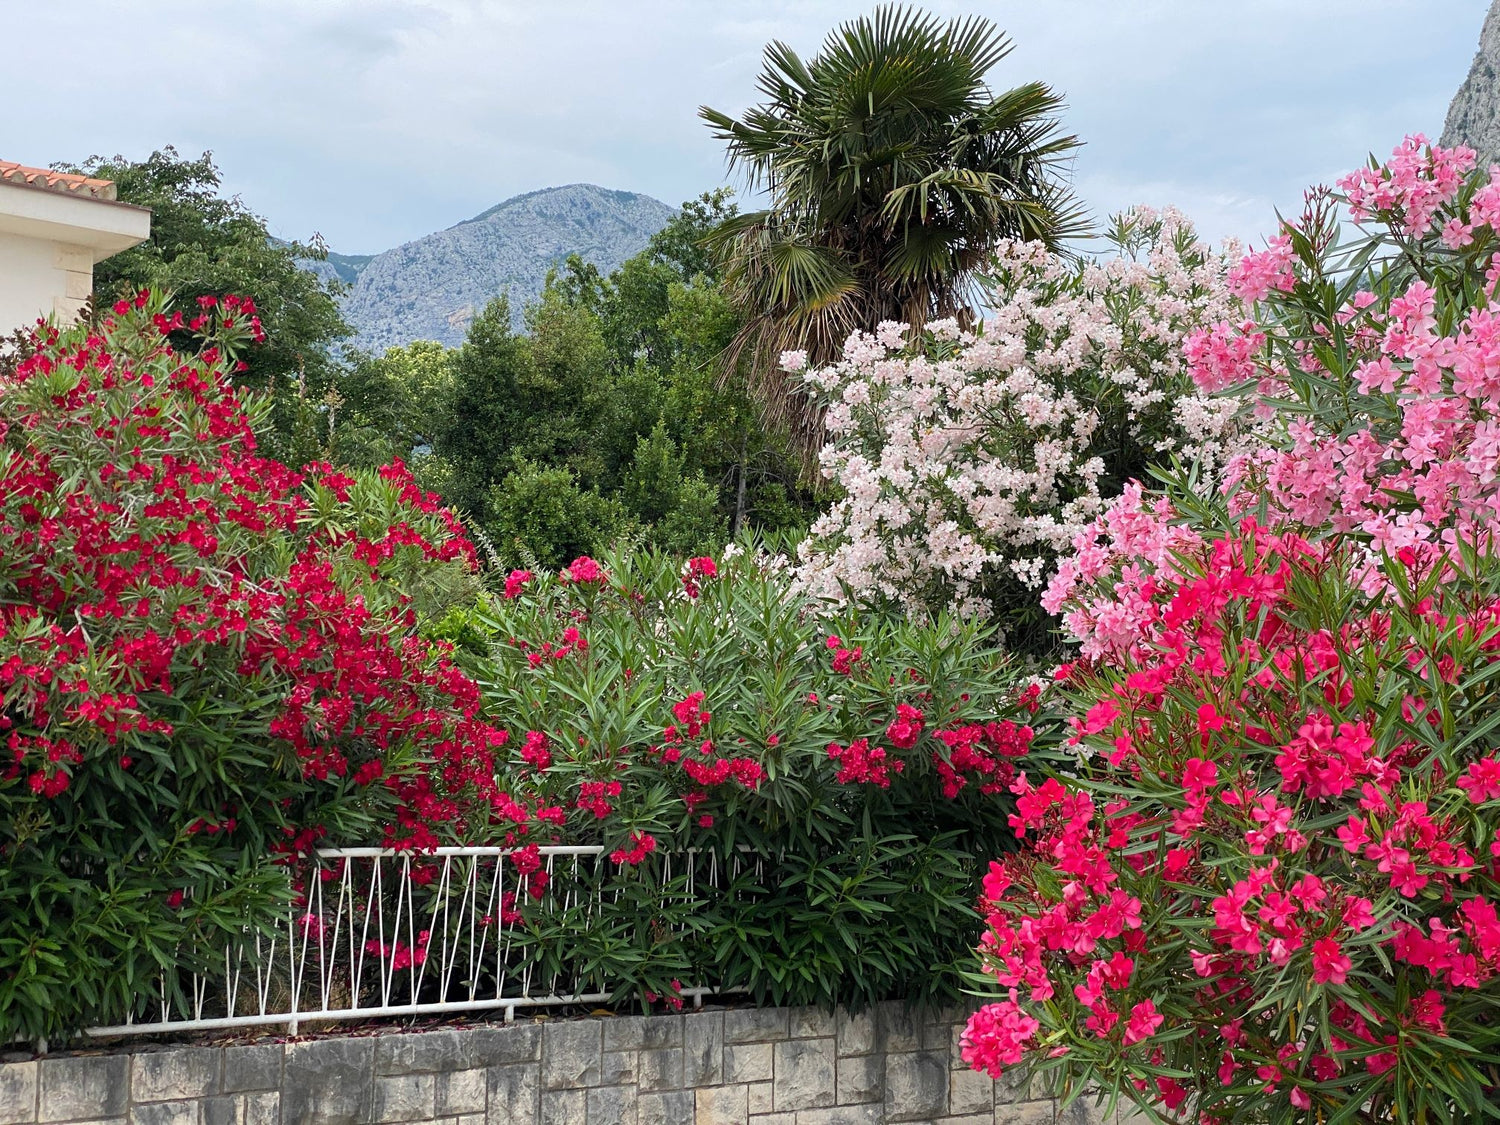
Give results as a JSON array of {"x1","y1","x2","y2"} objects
[
  {"x1": 431, "y1": 292, "x2": 614, "y2": 532},
  {"x1": 67, "y1": 147, "x2": 350, "y2": 464},
  {"x1": 328, "y1": 340, "x2": 454, "y2": 471},
  {"x1": 486, "y1": 462, "x2": 626, "y2": 569},
  {"x1": 554, "y1": 192, "x2": 817, "y2": 540},
  {"x1": 699, "y1": 6, "x2": 1084, "y2": 453},
  {"x1": 560, "y1": 189, "x2": 739, "y2": 372}
]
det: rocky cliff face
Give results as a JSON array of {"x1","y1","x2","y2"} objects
[
  {"x1": 1443, "y1": 1, "x2": 1500, "y2": 167},
  {"x1": 331, "y1": 184, "x2": 674, "y2": 354}
]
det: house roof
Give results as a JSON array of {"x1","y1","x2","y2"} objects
[
  {"x1": 0, "y1": 160, "x2": 118, "y2": 201},
  {"x1": 0, "y1": 159, "x2": 150, "y2": 261}
]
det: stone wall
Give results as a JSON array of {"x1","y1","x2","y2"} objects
[{"x1": 0, "y1": 1003, "x2": 1129, "y2": 1125}]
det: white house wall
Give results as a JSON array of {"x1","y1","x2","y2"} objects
[{"x1": 0, "y1": 232, "x2": 93, "y2": 332}]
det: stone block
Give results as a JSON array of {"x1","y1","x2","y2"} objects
[
  {"x1": 202, "y1": 1097, "x2": 238, "y2": 1125},
  {"x1": 54, "y1": 247, "x2": 92, "y2": 274},
  {"x1": 949, "y1": 1024, "x2": 969, "y2": 1071},
  {"x1": 373, "y1": 1073, "x2": 437, "y2": 1122},
  {"x1": 0, "y1": 1062, "x2": 37, "y2": 1125},
  {"x1": 636, "y1": 1049, "x2": 682, "y2": 1093},
  {"x1": 993, "y1": 1067, "x2": 1034, "y2": 1105},
  {"x1": 39, "y1": 1055, "x2": 128, "y2": 1122},
  {"x1": 921, "y1": 1010, "x2": 962, "y2": 1052},
  {"x1": 682, "y1": 1013, "x2": 723, "y2": 1086},
  {"x1": 439, "y1": 1069, "x2": 489, "y2": 1115},
  {"x1": 695, "y1": 1084, "x2": 748, "y2": 1125},
  {"x1": 835, "y1": 1010, "x2": 875, "y2": 1058},
  {"x1": 938, "y1": 1116, "x2": 993, "y2": 1125},
  {"x1": 223, "y1": 1046, "x2": 282, "y2": 1093},
  {"x1": 602, "y1": 1016, "x2": 681, "y2": 1053},
  {"x1": 1057, "y1": 1100, "x2": 1112, "y2": 1125},
  {"x1": 283, "y1": 1037, "x2": 374, "y2": 1125},
  {"x1": 724, "y1": 1043, "x2": 773, "y2": 1084},
  {"x1": 790, "y1": 1107, "x2": 879, "y2": 1125},
  {"x1": 543, "y1": 1022, "x2": 602, "y2": 1090},
  {"x1": 995, "y1": 1101, "x2": 1056, "y2": 1125},
  {"x1": 586, "y1": 1084, "x2": 636, "y2": 1125},
  {"x1": 835, "y1": 1055, "x2": 881, "y2": 1105},
  {"x1": 128, "y1": 1102, "x2": 196, "y2": 1125},
  {"x1": 377, "y1": 1031, "x2": 470, "y2": 1076},
  {"x1": 747, "y1": 1082, "x2": 772, "y2": 1115},
  {"x1": 469, "y1": 1026, "x2": 544, "y2": 1068},
  {"x1": 487, "y1": 1062, "x2": 541, "y2": 1125},
  {"x1": 771, "y1": 1039, "x2": 835, "y2": 1112},
  {"x1": 790, "y1": 1008, "x2": 835, "y2": 1039},
  {"x1": 949, "y1": 1067, "x2": 995, "y2": 1116},
  {"x1": 876, "y1": 1004, "x2": 920, "y2": 1054},
  {"x1": 133, "y1": 1049, "x2": 219, "y2": 1102},
  {"x1": 637, "y1": 1091, "x2": 692, "y2": 1125},
  {"x1": 723, "y1": 1008, "x2": 789, "y2": 1044},
  {"x1": 541, "y1": 1088, "x2": 586, "y2": 1125},
  {"x1": 883, "y1": 1051, "x2": 948, "y2": 1122},
  {"x1": 243, "y1": 1093, "x2": 279, "y2": 1125},
  {"x1": 600, "y1": 1052, "x2": 636, "y2": 1086},
  {"x1": 747, "y1": 1116, "x2": 794, "y2": 1125}
]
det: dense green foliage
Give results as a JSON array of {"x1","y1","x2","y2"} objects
[
  {"x1": 700, "y1": 5, "x2": 1083, "y2": 452},
  {"x1": 68, "y1": 147, "x2": 350, "y2": 465},
  {"x1": 430, "y1": 545, "x2": 1057, "y2": 1009}
]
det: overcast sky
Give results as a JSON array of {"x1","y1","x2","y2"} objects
[{"x1": 4, "y1": 1, "x2": 1490, "y2": 254}]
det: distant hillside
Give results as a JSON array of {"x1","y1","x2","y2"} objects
[{"x1": 321, "y1": 184, "x2": 674, "y2": 353}]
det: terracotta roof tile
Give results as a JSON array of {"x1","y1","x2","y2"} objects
[{"x1": 0, "y1": 160, "x2": 117, "y2": 201}]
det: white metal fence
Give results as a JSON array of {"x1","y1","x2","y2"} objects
[{"x1": 85, "y1": 846, "x2": 734, "y2": 1038}]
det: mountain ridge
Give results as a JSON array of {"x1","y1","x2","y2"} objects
[
  {"x1": 312, "y1": 183, "x2": 675, "y2": 354},
  {"x1": 1443, "y1": 0, "x2": 1500, "y2": 169}
]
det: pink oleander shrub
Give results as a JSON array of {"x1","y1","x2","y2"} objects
[
  {"x1": 793, "y1": 208, "x2": 1253, "y2": 648},
  {"x1": 962, "y1": 136, "x2": 1500, "y2": 1123}
]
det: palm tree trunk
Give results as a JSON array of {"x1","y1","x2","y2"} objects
[{"x1": 731, "y1": 435, "x2": 749, "y2": 537}]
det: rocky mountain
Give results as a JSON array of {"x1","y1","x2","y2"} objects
[
  {"x1": 321, "y1": 184, "x2": 674, "y2": 354},
  {"x1": 1443, "y1": 1, "x2": 1500, "y2": 167}
]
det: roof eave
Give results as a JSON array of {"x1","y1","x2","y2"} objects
[{"x1": 0, "y1": 180, "x2": 152, "y2": 261}]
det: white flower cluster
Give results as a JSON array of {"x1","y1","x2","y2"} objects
[{"x1": 794, "y1": 207, "x2": 1252, "y2": 625}]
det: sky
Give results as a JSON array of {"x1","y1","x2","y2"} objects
[{"x1": 3, "y1": 0, "x2": 1491, "y2": 255}]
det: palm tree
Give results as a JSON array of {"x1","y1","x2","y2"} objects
[{"x1": 700, "y1": 5, "x2": 1085, "y2": 459}]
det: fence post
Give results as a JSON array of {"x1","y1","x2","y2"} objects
[{"x1": 287, "y1": 905, "x2": 299, "y2": 1039}]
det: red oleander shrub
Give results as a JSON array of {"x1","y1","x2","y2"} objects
[
  {"x1": 0, "y1": 292, "x2": 509, "y2": 1039},
  {"x1": 434, "y1": 544, "x2": 1058, "y2": 1009}
]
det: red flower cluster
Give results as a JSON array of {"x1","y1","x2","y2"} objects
[
  {"x1": 565, "y1": 556, "x2": 606, "y2": 584},
  {"x1": 825, "y1": 635, "x2": 862, "y2": 675},
  {"x1": 972, "y1": 515, "x2": 1500, "y2": 1118},
  {"x1": 610, "y1": 830, "x2": 658, "y2": 865},
  {"x1": 681, "y1": 556, "x2": 716, "y2": 599},
  {"x1": 0, "y1": 292, "x2": 522, "y2": 857},
  {"x1": 826, "y1": 738, "x2": 903, "y2": 787},
  {"x1": 884, "y1": 704, "x2": 925, "y2": 749},
  {"x1": 932, "y1": 721, "x2": 1033, "y2": 798}
]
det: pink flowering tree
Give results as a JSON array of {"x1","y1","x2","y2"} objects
[
  {"x1": 964, "y1": 137, "x2": 1500, "y2": 1122},
  {"x1": 793, "y1": 208, "x2": 1252, "y2": 648}
]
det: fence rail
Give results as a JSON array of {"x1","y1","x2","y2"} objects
[{"x1": 85, "y1": 846, "x2": 739, "y2": 1038}]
